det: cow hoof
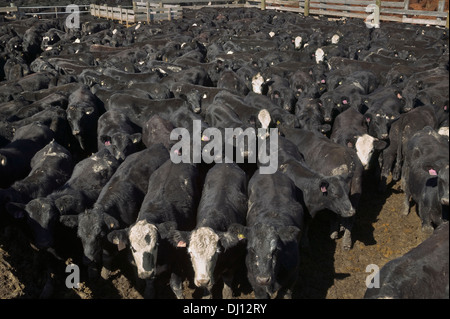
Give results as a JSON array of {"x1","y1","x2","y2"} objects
[
  {"x1": 421, "y1": 225, "x2": 434, "y2": 235},
  {"x1": 330, "y1": 231, "x2": 339, "y2": 240},
  {"x1": 400, "y1": 207, "x2": 410, "y2": 216},
  {"x1": 100, "y1": 267, "x2": 112, "y2": 280},
  {"x1": 342, "y1": 237, "x2": 352, "y2": 251}
]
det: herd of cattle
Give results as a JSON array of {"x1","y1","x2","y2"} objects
[{"x1": 0, "y1": 6, "x2": 449, "y2": 299}]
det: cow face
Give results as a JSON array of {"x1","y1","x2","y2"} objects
[
  {"x1": 188, "y1": 227, "x2": 221, "y2": 289},
  {"x1": 25, "y1": 197, "x2": 59, "y2": 249},
  {"x1": 100, "y1": 132, "x2": 141, "y2": 160},
  {"x1": 66, "y1": 103, "x2": 98, "y2": 151},
  {"x1": 306, "y1": 176, "x2": 355, "y2": 218},
  {"x1": 77, "y1": 209, "x2": 118, "y2": 272},
  {"x1": 128, "y1": 220, "x2": 159, "y2": 280},
  {"x1": 246, "y1": 224, "x2": 279, "y2": 292},
  {"x1": 355, "y1": 134, "x2": 387, "y2": 169},
  {"x1": 365, "y1": 112, "x2": 394, "y2": 140}
]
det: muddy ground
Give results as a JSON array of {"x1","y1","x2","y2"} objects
[{"x1": 0, "y1": 173, "x2": 430, "y2": 300}]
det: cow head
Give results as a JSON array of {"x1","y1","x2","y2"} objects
[
  {"x1": 23, "y1": 197, "x2": 59, "y2": 249},
  {"x1": 99, "y1": 132, "x2": 142, "y2": 160},
  {"x1": 66, "y1": 209, "x2": 119, "y2": 278},
  {"x1": 107, "y1": 220, "x2": 174, "y2": 280},
  {"x1": 245, "y1": 223, "x2": 300, "y2": 294},
  {"x1": 355, "y1": 134, "x2": 387, "y2": 169}
]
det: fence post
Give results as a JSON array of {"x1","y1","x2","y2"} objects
[
  {"x1": 403, "y1": 0, "x2": 409, "y2": 23},
  {"x1": 261, "y1": 0, "x2": 266, "y2": 11},
  {"x1": 146, "y1": 1, "x2": 150, "y2": 23},
  {"x1": 168, "y1": 7, "x2": 171, "y2": 21},
  {"x1": 375, "y1": 0, "x2": 381, "y2": 26},
  {"x1": 304, "y1": 0, "x2": 310, "y2": 16}
]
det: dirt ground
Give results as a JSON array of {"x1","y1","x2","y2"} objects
[{"x1": 0, "y1": 173, "x2": 430, "y2": 300}]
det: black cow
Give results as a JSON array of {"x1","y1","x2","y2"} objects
[
  {"x1": 401, "y1": 126, "x2": 449, "y2": 232},
  {"x1": 0, "y1": 122, "x2": 54, "y2": 188},
  {"x1": 237, "y1": 169, "x2": 304, "y2": 299},
  {"x1": 107, "y1": 160, "x2": 199, "y2": 299},
  {"x1": 60, "y1": 144, "x2": 170, "y2": 280},
  {"x1": 278, "y1": 127, "x2": 361, "y2": 250},
  {"x1": 380, "y1": 105, "x2": 438, "y2": 191},
  {"x1": 97, "y1": 110, "x2": 142, "y2": 161},
  {"x1": 364, "y1": 222, "x2": 449, "y2": 299},
  {"x1": 330, "y1": 107, "x2": 387, "y2": 170},
  {"x1": 13, "y1": 146, "x2": 122, "y2": 250},
  {"x1": 168, "y1": 163, "x2": 248, "y2": 299},
  {"x1": 295, "y1": 97, "x2": 331, "y2": 134},
  {"x1": 1, "y1": 140, "x2": 73, "y2": 211},
  {"x1": 66, "y1": 85, "x2": 104, "y2": 154}
]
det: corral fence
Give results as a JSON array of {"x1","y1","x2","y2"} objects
[
  {"x1": 0, "y1": 3, "x2": 90, "y2": 19},
  {"x1": 1, "y1": 0, "x2": 448, "y2": 28},
  {"x1": 246, "y1": 0, "x2": 449, "y2": 27}
]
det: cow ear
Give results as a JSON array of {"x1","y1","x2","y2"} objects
[
  {"x1": 220, "y1": 223, "x2": 248, "y2": 250},
  {"x1": 84, "y1": 106, "x2": 95, "y2": 115},
  {"x1": 319, "y1": 180, "x2": 329, "y2": 194},
  {"x1": 320, "y1": 124, "x2": 331, "y2": 134},
  {"x1": 130, "y1": 133, "x2": 142, "y2": 144},
  {"x1": 100, "y1": 135, "x2": 111, "y2": 145},
  {"x1": 107, "y1": 229, "x2": 129, "y2": 251},
  {"x1": 0, "y1": 154, "x2": 7, "y2": 166},
  {"x1": 5, "y1": 202, "x2": 27, "y2": 219},
  {"x1": 165, "y1": 229, "x2": 190, "y2": 248},
  {"x1": 279, "y1": 226, "x2": 301, "y2": 244},
  {"x1": 59, "y1": 214, "x2": 79, "y2": 228},
  {"x1": 103, "y1": 213, "x2": 120, "y2": 230},
  {"x1": 157, "y1": 221, "x2": 177, "y2": 239},
  {"x1": 373, "y1": 139, "x2": 387, "y2": 150}
]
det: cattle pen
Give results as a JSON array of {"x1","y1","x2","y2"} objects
[
  {"x1": 86, "y1": 0, "x2": 450, "y2": 28},
  {"x1": 1, "y1": 0, "x2": 448, "y2": 27}
]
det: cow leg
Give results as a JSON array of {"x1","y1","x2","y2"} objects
[
  {"x1": 341, "y1": 217, "x2": 354, "y2": 251},
  {"x1": 222, "y1": 271, "x2": 234, "y2": 299},
  {"x1": 143, "y1": 278, "x2": 155, "y2": 299},
  {"x1": 169, "y1": 272, "x2": 185, "y2": 299},
  {"x1": 330, "y1": 214, "x2": 340, "y2": 240},
  {"x1": 417, "y1": 201, "x2": 434, "y2": 234},
  {"x1": 100, "y1": 249, "x2": 114, "y2": 280}
]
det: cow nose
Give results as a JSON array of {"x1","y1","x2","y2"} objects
[
  {"x1": 256, "y1": 276, "x2": 271, "y2": 285},
  {"x1": 380, "y1": 133, "x2": 388, "y2": 140},
  {"x1": 324, "y1": 117, "x2": 332, "y2": 123},
  {"x1": 195, "y1": 278, "x2": 211, "y2": 287},
  {"x1": 72, "y1": 130, "x2": 80, "y2": 135},
  {"x1": 441, "y1": 198, "x2": 449, "y2": 206}
]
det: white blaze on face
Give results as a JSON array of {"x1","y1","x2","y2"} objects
[
  {"x1": 128, "y1": 220, "x2": 159, "y2": 279},
  {"x1": 252, "y1": 73, "x2": 265, "y2": 94},
  {"x1": 294, "y1": 36, "x2": 302, "y2": 49},
  {"x1": 331, "y1": 34, "x2": 340, "y2": 44},
  {"x1": 438, "y1": 126, "x2": 449, "y2": 137},
  {"x1": 258, "y1": 109, "x2": 271, "y2": 130},
  {"x1": 188, "y1": 227, "x2": 220, "y2": 288},
  {"x1": 355, "y1": 134, "x2": 376, "y2": 169},
  {"x1": 315, "y1": 48, "x2": 325, "y2": 64}
]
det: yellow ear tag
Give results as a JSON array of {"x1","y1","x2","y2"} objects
[{"x1": 238, "y1": 234, "x2": 245, "y2": 240}]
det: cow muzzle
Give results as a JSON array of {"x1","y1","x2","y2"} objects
[{"x1": 256, "y1": 275, "x2": 272, "y2": 286}]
